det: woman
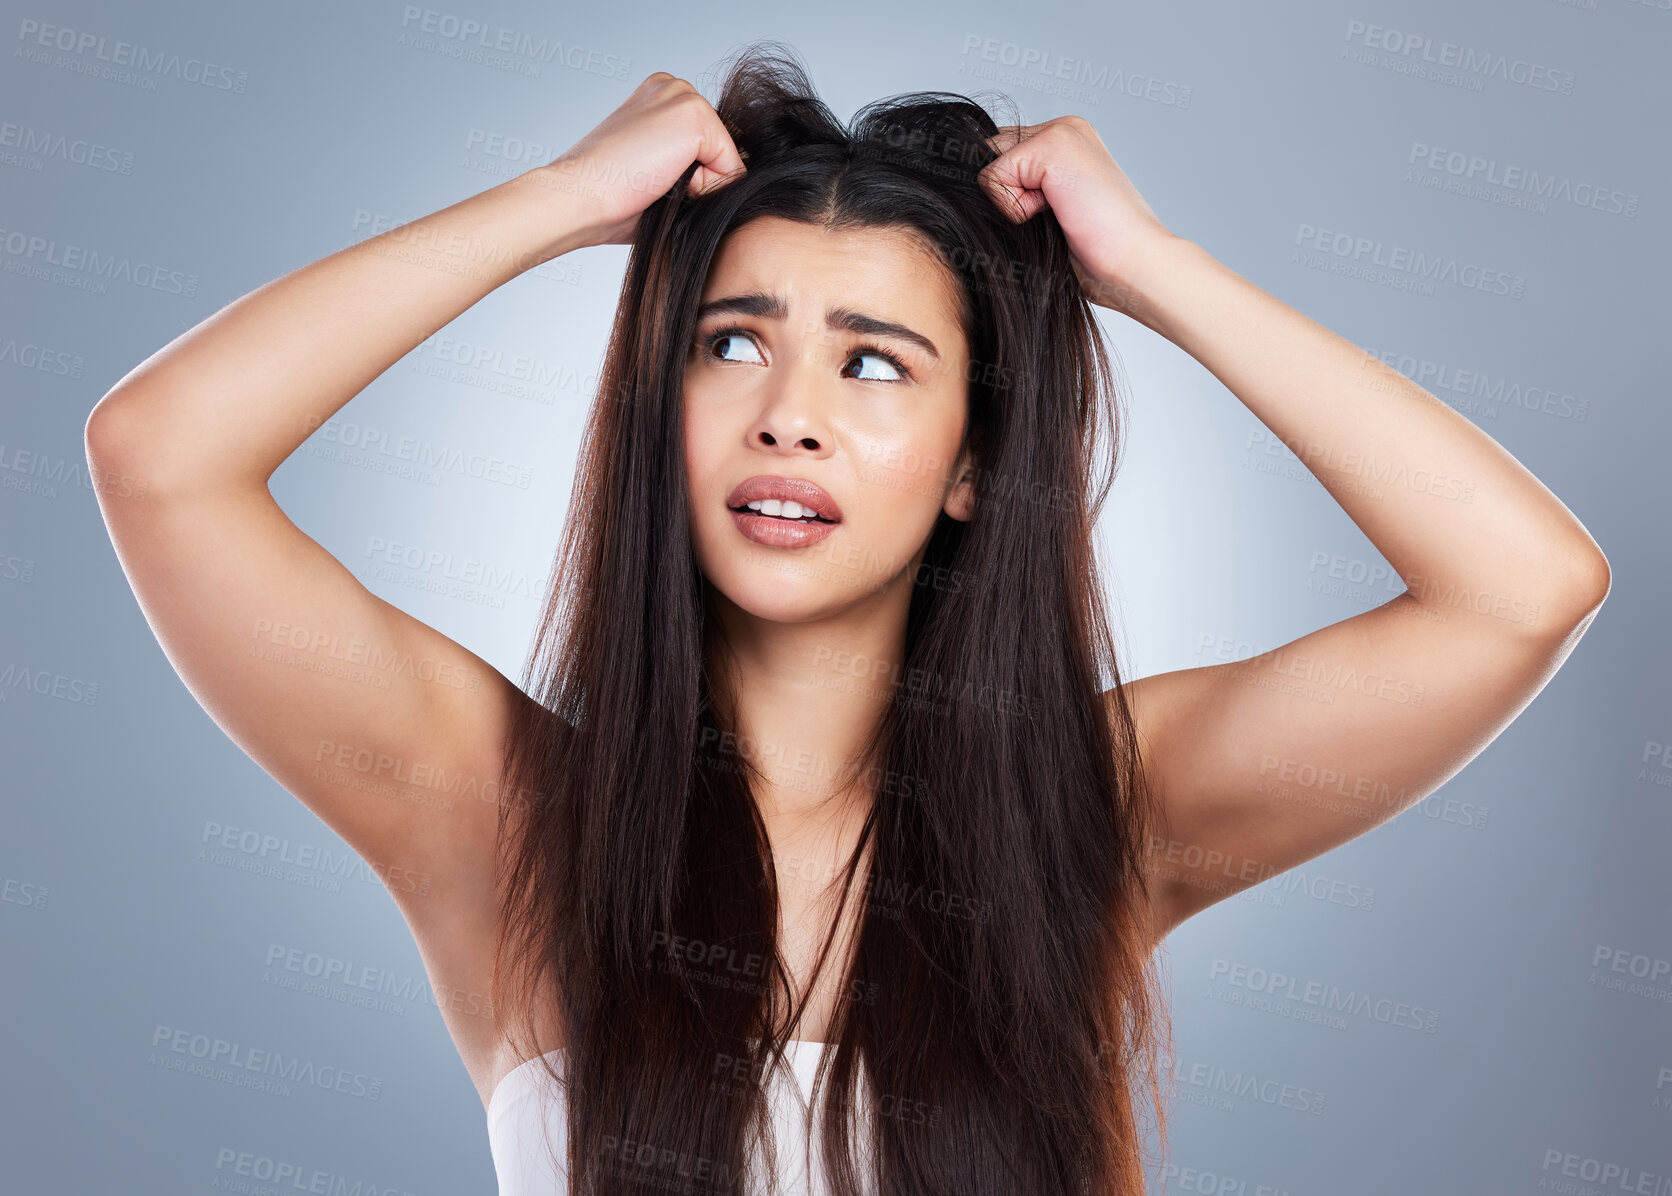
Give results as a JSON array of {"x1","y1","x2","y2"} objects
[{"x1": 85, "y1": 40, "x2": 1608, "y2": 1196}]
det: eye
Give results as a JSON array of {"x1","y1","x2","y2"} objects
[
  {"x1": 844, "y1": 347, "x2": 911, "y2": 383},
  {"x1": 703, "y1": 330, "x2": 765, "y2": 365},
  {"x1": 695, "y1": 326, "x2": 914, "y2": 384}
]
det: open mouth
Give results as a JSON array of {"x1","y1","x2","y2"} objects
[{"x1": 729, "y1": 500, "x2": 839, "y2": 525}]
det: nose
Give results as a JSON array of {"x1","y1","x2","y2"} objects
[
  {"x1": 745, "y1": 345, "x2": 837, "y2": 456},
  {"x1": 751, "y1": 420, "x2": 824, "y2": 453}
]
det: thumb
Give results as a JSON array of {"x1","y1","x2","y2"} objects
[
  {"x1": 688, "y1": 162, "x2": 743, "y2": 196},
  {"x1": 980, "y1": 139, "x2": 1051, "y2": 223},
  {"x1": 980, "y1": 167, "x2": 1050, "y2": 223},
  {"x1": 687, "y1": 128, "x2": 748, "y2": 197}
]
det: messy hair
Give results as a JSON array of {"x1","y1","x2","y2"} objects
[{"x1": 494, "y1": 39, "x2": 1172, "y2": 1196}]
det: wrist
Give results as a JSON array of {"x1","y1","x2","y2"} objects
[
  {"x1": 1087, "y1": 233, "x2": 1204, "y2": 336},
  {"x1": 499, "y1": 162, "x2": 610, "y2": 264}
]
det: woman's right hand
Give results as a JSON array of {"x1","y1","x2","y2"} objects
[{"x1": 547, "y1": 72, "x2": 748, "y2": 248}]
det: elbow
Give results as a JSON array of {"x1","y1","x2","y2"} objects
[
  {"x1": 85, "y1": 388, "x2": 151, "y2": 466},
  {"x1": 1578, "y1": 548, "x2": 1610, "y2": 617},
  {"x1": 84, "y1": 388, "x2": 209, "y2": 499},
  {"x1": 1580, "y1": 546, "x2": 1611, "y2": 608},
  {"x1": 1543, "y1": 538, "x2": 1611, "y2": 633},
  {"x1": 1569, "y1": 533, "x2": 1611, "y2": 611},
  {"x1": 84, "y1": 391, "x2": 180, "y2": 501},
  {"x1": 87, "y1": 385, "x2": 271, "y2": 498}
]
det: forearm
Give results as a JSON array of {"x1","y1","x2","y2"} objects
[
  {"x1": 1119, "y1": 236, "x2": 1610, "y2": 633},
  {"x1": 87, "y1": 165, "x2": 596, "y2": 492}
]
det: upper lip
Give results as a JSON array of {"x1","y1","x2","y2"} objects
[{"x1": 726, "y1": 475, "x2": 843, "y2": 522}]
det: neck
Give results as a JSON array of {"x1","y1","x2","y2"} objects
[{"x1": 704, "y1": 583, "x2": 910, "y2": 831}]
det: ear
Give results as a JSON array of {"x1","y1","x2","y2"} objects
[{"x1": 943, "y1": 442, "x2": 977, "y2": 523}]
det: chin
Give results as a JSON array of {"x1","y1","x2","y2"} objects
[{"x1": 705, "y1": 565, "x2": 855, "y2": 626}]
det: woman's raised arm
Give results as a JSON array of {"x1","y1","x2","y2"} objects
[
  {"x1": 979, "y1": 116, "x2": 1609, "y2": 941},
  {"x1": 80, "y1": 163, "x2": 598, "y2": 952},
  {"x1": 80, "y1": 72, "x2": 746, "y2": 990}
]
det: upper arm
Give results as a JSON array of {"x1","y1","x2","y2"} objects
[
  {"x1": 86, "y1": 403, "x2": 532, "y2": 928},
  {"x1": 1117, "y1": 586, "x2": 1602, "y2": 945}
]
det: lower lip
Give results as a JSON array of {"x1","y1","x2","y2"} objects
[{"x1": 729, "y1": 508, "x2": 839, "y2": 548}]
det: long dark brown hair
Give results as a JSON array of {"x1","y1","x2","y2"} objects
[{"x1": 493, "y1": 39, "x2": 1173, "y2": 1196}]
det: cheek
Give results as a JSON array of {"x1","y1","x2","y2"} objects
[
  {"x1": 849, "y1": 418, "x2": 965, "y2": 516},
  {"x1": 682, "y1": 395, "x2": 720, "y2": 491},
  {"x1": 682, "y1": 399, "x2": 736, "y2": 557}
]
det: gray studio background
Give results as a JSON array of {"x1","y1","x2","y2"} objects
[{"x1": 3, "y1": 0, "x2": 1666, "y2": 1193}]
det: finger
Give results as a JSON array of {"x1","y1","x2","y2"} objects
[
  {"x1": 983, "y1": 135, "x2": 1052, "y2": 195},
  {"x1": 985, "y1": 124, "x2": 1029, "y2": 157},
  {"x1": 979, "y1": 139, "x2": 1052, "y2": 223},
  {"x1": 982, "y1": 176, "x2": 1049, "y2": 223},
  {"x1": 689, "y1": 162, "x2": 746, "y2": 196},
  {"x1": 689, "y1": 117, "x2": 748, "y2": 196}
]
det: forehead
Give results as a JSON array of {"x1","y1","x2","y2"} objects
[{"x1": 700, "y1": 216, "x2": 966, "y2": 352}]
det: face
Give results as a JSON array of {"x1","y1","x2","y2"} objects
[{"x1": 683, "y1": 215, "x2": 976, "y2": 626}]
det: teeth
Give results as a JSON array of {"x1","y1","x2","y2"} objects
[{"x1": 742, "y1": 498, "x2": 820, "y2": 520}]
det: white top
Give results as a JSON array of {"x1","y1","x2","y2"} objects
[{"x1": 487, "y1": 1039, "x2": 870, "y2": 1195}]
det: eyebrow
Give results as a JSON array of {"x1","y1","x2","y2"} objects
[{"x1": 693, "y1": 291, "x2": 941, "y2": 362}]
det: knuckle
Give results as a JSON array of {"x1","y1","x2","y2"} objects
[
  {"x1": 645, "y1": 72, "x2": 694, "y2": 98},
  {"x1": 674, "y1": 91, "x2": 718, "y2": 127}
]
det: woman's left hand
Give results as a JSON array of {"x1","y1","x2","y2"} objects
[{"x1": 978, "y1": 116, "x2": 1179, "y2": 319}]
